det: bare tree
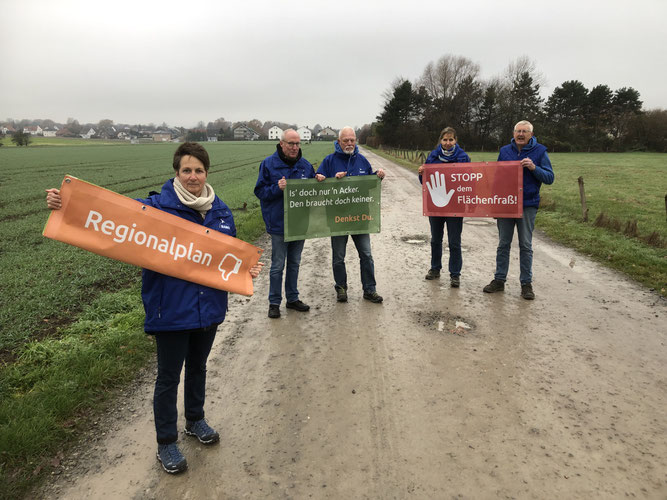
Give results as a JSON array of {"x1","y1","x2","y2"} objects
[{"x1": 418, "y1": 55, "x2": 480, "y2": 101}]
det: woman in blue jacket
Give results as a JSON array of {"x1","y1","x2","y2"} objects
[
  {"x1": 417, "y1": 127, "x2": 471, "y2": 287},
  {"x1": 46, "y1": 142, "x2": 262, "y2": 474}
]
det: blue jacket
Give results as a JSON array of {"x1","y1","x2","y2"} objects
[
  {"x1": 254, "y1": 147, "x2": 315, "y2": 235},
  {"x1": 316, "y1": 142, "x2": 375, "y2": 178},
  {"x1": 419, "y1": 144, "x2": 471, "y2": 184},
  {"x1": 137, "y1": 178, "x2": 236, "y2": 333},
  {"x1": 497, "y1": 136, "x2": 554, "y2": 208}
]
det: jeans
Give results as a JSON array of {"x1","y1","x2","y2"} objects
[
  {"x1": 269, "y1": 233, "x2": 305, "y2": 305},
  {"x1": 153, "y1": 324, "x2": 217, "y2": 444},
  {"x1": 331, "y1": 233, "x2": 376, "y2": 293},
  {"x1": 428, "y1": 216, "x2": 463, "y2": 277},
  {"x1": 494, "y1": 206, "x2": 538, "y2": 284}
]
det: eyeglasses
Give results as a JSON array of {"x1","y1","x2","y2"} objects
[
  {"x1": 340, "y1": 138, "x2": 356, "y2": 143},
  {"x1": 284, "y1": 141, "x2": 301, "y2": 147},
  {"x1": 514, "y1": 129, "x2": 532, "y2": 134}
]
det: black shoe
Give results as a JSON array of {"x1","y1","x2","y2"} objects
[
  {"x1": 521, "y1": 283, "x2": 535, "y2": 300},
  {"x1": 483, "y1": 279, "x2": 505, "y2": 293},
  {"x1": 286, "y1": 300, "x2": 310, "y2": 312},
  {"x1": 185, "y1": 418, "x2": 220, "y2": 445},
  {"x1": 157, "y1": 443, "x2": 187, "y2": 474},
  {"x1": 425, "y1": 269, "x2": 440, "y2": 280},
  {"x1": 335, "y1": 285, "x2": 348, "y2": 302},
  {"x1": 268, "y1": 304, "x2": 280, "y2": 318},
  {"x1": 450, "y1": 276, "x2": 460, "y2": 288},
  {"x1": 363, "y1": 291, "x2": 383, "y2": 303}
]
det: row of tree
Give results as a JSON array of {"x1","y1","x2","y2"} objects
[
  {"x1": 2, "y1": 117, "x2": 333, "y2": 143},
  {"x1": 372, "y1": 55, "x2": 666, "y2": 152}
]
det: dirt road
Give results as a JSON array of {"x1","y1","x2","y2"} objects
[{"x1": 38, "y1": 150, "x2": 666, "y2": 499}]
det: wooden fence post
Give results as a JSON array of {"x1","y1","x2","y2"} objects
[{"x1": 578, "y1": 176, "x2": 589, "y2": 222}]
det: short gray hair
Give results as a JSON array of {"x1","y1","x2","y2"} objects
[
  {"x1": 514, "y1": 120, "x2": 533, "y2": 132},
  {"x1": 280, "y1": 128, "x2": 298, "y2": 141},
  {"x1": 338, "y1": 126, "x2": 355, "y2": 140}
]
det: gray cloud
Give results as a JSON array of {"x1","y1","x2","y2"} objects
[{"x1": 2, "y1": 0, "x2": 665, "y2": 128}]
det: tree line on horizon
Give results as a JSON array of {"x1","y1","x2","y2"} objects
[
  {"x1": 0, "y1": 117, "x2": 335, "y2": 146},
  {"x1": 366, "y1": 55, "x2": 666, "y2": 153}
]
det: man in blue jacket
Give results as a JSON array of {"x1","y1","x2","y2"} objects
[
  {"x1": 255, "y1": 129, "x2": 315, "y2": 318},
  {"x1": 483, "y1": 120, "x2": 554, "y2": 300},
  {"x1": 315, "y1": 127, "x2": 385, "y2": 304}
]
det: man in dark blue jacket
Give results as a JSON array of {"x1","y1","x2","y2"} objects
[
  {"x1": 315, "y1": 127, "x2": 385, "y2": 304},
  {"x1": 255, "y1": 129, "x2": 315, "y2": 318},
  {"x1": 483, "y1": 120, "x2": 554, "y2": 300}
]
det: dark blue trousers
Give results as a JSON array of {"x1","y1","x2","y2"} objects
[
  {"x1": 429, "y1": 216, "x2": 463, "y2": 277},
  {"x1": 153, "y1": 324, "x2": 217, "y2": 444}
]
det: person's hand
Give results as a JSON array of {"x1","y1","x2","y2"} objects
[
  {"x1": 376, "y1": 168, "x2": 385, "y2": 179},
  {"x1": 278, "y1": 176, "x2": 287, "y2": 190},
  {"x1": 426, "y1": 172, "x2": 455, "y2": 207},
  {"x1": 520, "y1": 158, "x2": 536, "y2": 171},
  {"x1": 315, "y1": 174, "x2": 326, "y2": 182},
  {"x1": 335, "y1": 171, "x2": 347, "y2": 179},
  {"x1": 45, "y1": 188, "x2": 62, "y2": 210},
  {"x1": 418, "y1": 165, "x2": 425, "y2": 175},
  {"x1": 249, "y1": 261, "x2": 264, "y2": 279}
]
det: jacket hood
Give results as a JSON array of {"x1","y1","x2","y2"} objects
[{"x1": 511, "y1": 136, "x2": 538, "y2": 152}]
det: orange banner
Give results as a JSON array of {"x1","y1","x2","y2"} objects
[{"x1": 43, "y1": 176, "x2": 262, "y2": 296}]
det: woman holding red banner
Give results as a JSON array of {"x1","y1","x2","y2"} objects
[
  {"x1": 417, "y1": 127, "x2": 471, "y2": 288},
  {"x1": 46, "y1": 142, "x2": 263, "y2": 475}
]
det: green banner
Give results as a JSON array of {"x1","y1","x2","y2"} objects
[{"x1": 284, "y1": 176, "x2": 381, "y2": 241}]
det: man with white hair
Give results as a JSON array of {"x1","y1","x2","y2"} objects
[
  {"x1": 315, "y1": 127, "x2": 385, "y2": 304},
  {"x1": 255, "y1": 129, "x2": 315, "y2": 318},
  {"x1": 483, "y1": 120, "x2": 554, "y2": 300}
]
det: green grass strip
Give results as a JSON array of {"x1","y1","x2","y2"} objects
[{"x1": 0, "y1": 285, "x2": 153, "y2": 499}]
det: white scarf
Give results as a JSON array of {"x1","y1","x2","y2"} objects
[{"x1": 173, "y1": 177, "x2": 215, "y2": 218}]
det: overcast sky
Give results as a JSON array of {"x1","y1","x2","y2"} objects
[{"x1": 2, "y1": 0, "x2": 665, "y2": 130}]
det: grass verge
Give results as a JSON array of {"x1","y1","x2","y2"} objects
[{"x1": 0, "y1": 286, "x2": 152, "y2": 499}]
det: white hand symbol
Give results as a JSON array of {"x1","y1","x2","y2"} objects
[
  {"x1": 218, "y1": 253, "x2": 242, "y2": 281},
  {"x1": 426, "y1": 172, "x2": 455, "y2": 207}
]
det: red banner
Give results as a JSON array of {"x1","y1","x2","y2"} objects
[
  {"x1": 422, "y1": 161, "x2": 523, "y2": 217},
  {"x1": 43, "y1": 176, "x2": 262, "y2": 296}
]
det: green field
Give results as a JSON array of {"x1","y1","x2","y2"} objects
[
  {"x1": 0, "y1": 140, "x2": 333, "y2": 499},
  {"x1": 372, "y1": 147, "x2": 667, "y2": 295}
]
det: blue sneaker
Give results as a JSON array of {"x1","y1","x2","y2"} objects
[
  {"x1": 185, "y1": 418, "x2": 220, "y2": 444},
  {"x1": 156, "y1": 443, "x2": 187, "y2": 474}
]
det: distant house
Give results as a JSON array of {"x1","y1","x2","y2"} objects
[
  {"x1": 268, "y1": 126, "x2": 283, "y2": 141},
  {"x1": 42, "y1": 128, "x2": 58, "y2": 137},
  {"x1": 207, "y1": 136, "x2": 218, "y2": 142},
  {"x1": 317, "y1": 127, "x2": 337, "y2": 140},
  {"x1": 233, "y1": 125, "x2": 260, "y2": 141},
  {"x1": 1, "y1": 125, "x2": 16, "y2": 135},
  {"x1": 152, "y1": 132, "x2": 172, "y2": 142},
  {"x1": 117, "y1": 131, "x2": 130, "y2": 140},
  {"x1": 81, "y1": 128, "x2": 96, "y2": 139},
  {"x1": 23, "y1": 125, "x2": 43, "y2": 136},
  {"x1": 297, "y1": 126, "x2": 312, "y2": 142}
]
